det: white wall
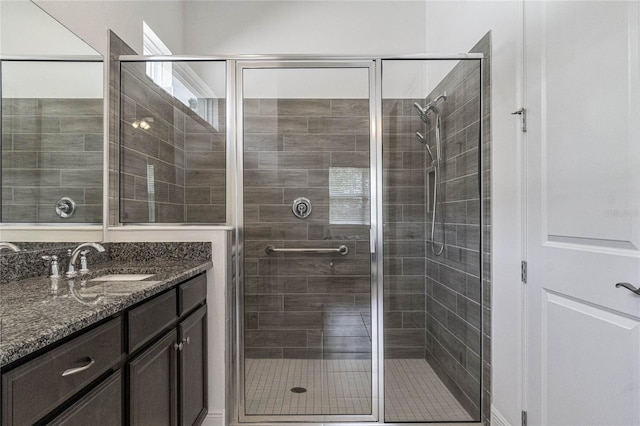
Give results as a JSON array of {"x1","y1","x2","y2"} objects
[
  {"x1": 33, "y1": 0, "x2": 185, "y2": 55},
  {"x1": 424, "y1": 2, "x2": 523, "y2": 424},
  {"x1": 2, "y1": 61, "x2": 102, "y2": 98},
  {"x1": 183, "y1": 1, "x2": 426, "y2": 56},
  {"x1": 0, "y1": 0, "x2": 102, "y2": 98},
  {"x1": 184, "y1": 0, "x2": 429, "y2": 99},
  {"x1": 0, "y1": 0, "x2": 98, "y2": 55}
]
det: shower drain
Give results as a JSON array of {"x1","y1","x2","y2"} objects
[{"x1": 290, "y1": 387, "x2": 307, "y2": 394}]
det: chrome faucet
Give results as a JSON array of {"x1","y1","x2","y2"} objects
[
  {"x1": 66, "y1": 243, "x2": 105, "y2": 277},
  {"x1": 0, "y1": 242, "x2": 21, "y2": 253}
]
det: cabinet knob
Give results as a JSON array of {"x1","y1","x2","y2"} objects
[
  {"x1": 174, "y1": 342, "x2": 184, "y2": 351},
  {"x1": 181, "y1": 336, "x2": 190, "y2": 345}
]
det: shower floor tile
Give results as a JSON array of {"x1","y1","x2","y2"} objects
[
  {"x1": 245, "y1": 358, "x2": 372, "y2": 415},
  {"x1": 243, "y1": 358, "x2": 472, "y2": 421},
  {"x1": 385, "y1": 358, "x2": 473, "y2": 422}
]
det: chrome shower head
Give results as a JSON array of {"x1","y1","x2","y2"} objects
[
  {"x1": 413, "y1": 102, "x2": 427, "y2": 116},
  {"x1": 425, "y1": 92, "x2": 448, "y2": 112}
]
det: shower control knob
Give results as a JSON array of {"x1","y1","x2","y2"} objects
[{"x1": 292, "y1": 197, "x2": 312, "y2": 219}]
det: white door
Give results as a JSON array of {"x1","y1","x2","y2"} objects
[{"x1": 525, "y1": 2, "x2": 640, "y2": 425}]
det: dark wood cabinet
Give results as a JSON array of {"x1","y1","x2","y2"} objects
[
  {"x1": 128, "y1": 290, "x2": 178, "y2": 354},
  {"x1": 49, "y1": 370, "x2": 123, "y2": 426},
  {"x1": 0, "y1": 272, "x2": 208, "y2": 426},
  {"x1": 128, "y1": 276, "x2": 208, "y2": 426},
  {"x1": 178, "y1": 305, "x2": 208, "y2": 426},
  {"x1": 1, "y1": 318, "x2": 122, "y2": 426},
  {"x1": 129, "y1": 329, "x2": 178, "y2": 426}
]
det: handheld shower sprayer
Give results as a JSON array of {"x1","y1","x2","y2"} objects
[
  {"x1": 413, "y1": 102, "x2": 427, "y2": 116},
  {"x1": 416, "y1": 132, "x2": 435, "y2": 165},
  {"x1": 415, "y1": 92, "x2": 448, "y2": 118},
  {"x1": 414, "y1": 92, "x2": 448, "y2": 256}
]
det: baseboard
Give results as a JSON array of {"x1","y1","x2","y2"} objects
[
  {"x1": 201, "y1": 410, "x2": 225, "y2": 426},
  {"x1": 491, "y1": 405, "x2": 512, "y2": 426}
]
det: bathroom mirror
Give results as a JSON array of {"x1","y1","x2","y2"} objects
[{"x1": 0, "y1": 0, "x2": 104, "y2": 243}]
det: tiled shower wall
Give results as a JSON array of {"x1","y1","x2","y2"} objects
[
  {"x1": 120, "y1": 64, "x2": 226, "y2": 223},
  {"x1": 243, "y1": 98, "x2": 372, "y2": 359},
  {"x1": 108, "y1": 31, "x2": 226, "y2": 225},
  {"x1": 382, "y1": 99, "x2": 428, "y2": 358},
  {"x1": 423, "y1": 33, "x2": 491, "y2": 421},
  {"x1": 1, "y1": 98, "x2": 103, "y2": 223}
]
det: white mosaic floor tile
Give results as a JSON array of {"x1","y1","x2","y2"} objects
[{"x1": 244, "y1": 358, "x2": 471, "y2": 421}]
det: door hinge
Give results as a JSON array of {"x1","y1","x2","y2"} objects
[
  {"x1": 522, "y1": 410, "x2": 528, "y2": 426},
  {"x1": 521, "y1": 261, "x2": 528, "y2": 284},
  {"x1": 512, "y1": 108, "x2": 527, "y2": 132}
]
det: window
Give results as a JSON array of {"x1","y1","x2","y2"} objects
[
  {"x1": 329, "y1": 167, "x2": 370, "y2": 225},
  {"x1": 142, "y1": 22, "x2": 218, "y2": 128},
  {"x1": 143, "y1": 22, "x2": 173, "y2": 93}
]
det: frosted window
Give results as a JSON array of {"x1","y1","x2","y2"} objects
[{"x1": 329, "y1": 167, "x2": 370, "y2": 225}]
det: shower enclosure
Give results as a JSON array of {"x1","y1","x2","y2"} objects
[
  {"x1": 115, "y1": 52, "x2": 487, "y2": 425},
  {"x1": 234, "y1": 56, "x2": 484, "y2": 424}
]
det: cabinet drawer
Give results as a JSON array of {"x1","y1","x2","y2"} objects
[
  {"x1": 178, "y1": 273, "x2": 207, "y2": 316},
  {"x1": 1, "y1": 318, "x2": 122, "y2": 426},
  {"x1": 128, "y1": 289, "x2": 177, "y2": 353},
  {"x1": 49, "y1": 370, "x2": 122, "y2": 426}
]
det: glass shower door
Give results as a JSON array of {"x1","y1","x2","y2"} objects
[
  {"x1": 239, "y1": 63, "x2": 375, "y2": 421},
  {"x1": 381, "y1": 58, "x2": 484, "y2": 423}
]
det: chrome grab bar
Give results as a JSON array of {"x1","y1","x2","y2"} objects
[{"x1": 265, "y1": 245, "x2": 349, "y2": 256}]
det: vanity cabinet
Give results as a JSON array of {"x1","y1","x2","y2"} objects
[
  {"x1": 1, "y1": 318, "x2": 123, "y2": 426},
  {"x1": 178, "y1": 305, "x2": 207, "y2": 426},
  {"x1": 127, "y1": 274, "x2": 208, "y2": 426},
  {"x1": 0, "y1": 272, "x2": 208, "y2": 426},
  {"x1": 129, "y1": 330, "x2": 179, "y2": 425},
  {"x1": 49, "y1": 371, "x2": 123, "y2": 426}
]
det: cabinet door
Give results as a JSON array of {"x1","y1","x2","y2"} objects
[
  {"x1": 49, "y1": 370, "x2": 122, "y2": 426},
  {"x1": 128, "y1": 329, "x2": 178, "y2": 426},
  {"x1": 178, "y1": 305, "x2": 207, "y2": 426}
]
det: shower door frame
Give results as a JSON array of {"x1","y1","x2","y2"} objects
[
  {"x1": 232, "y1": 54, "x2": 485, "y2": 425},
  {"x1": 235, "y1": 59, "x2": 380, "y2": 424}
]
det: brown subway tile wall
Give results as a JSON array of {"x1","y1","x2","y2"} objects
[
  {"x1": 382, "y1": 98, "x2": 428, "y2": 359},
  {"x1": 422, "y1": 33, "x2": 491, "y2": 422},
  {"x1": 243, "y1": 98, "x2": 371, "y2": 360},
  {"x1": 1, "y1": 98, "x2": 103, "y2": 223},
  {"x1": 108, "y1": 31, "x2": 225, "y2": 225},
  {"x1": 119, "y1": 63, "x2": 225, "y2": 223}
]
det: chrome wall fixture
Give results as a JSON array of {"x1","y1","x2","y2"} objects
[
  {"x1": 55, "y1": 197, "x2": 76, "y2": 219},
  {"x1": 291, "y1": 197, "x2": 312, "y2": 219},
  {"x1": 414, "y1": 92, "x2": 448, "y2": 256},
  {"x1": 265, "y1": 244, "x2": 349, "y2": 255}
]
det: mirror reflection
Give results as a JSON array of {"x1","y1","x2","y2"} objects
[
  {"x1": 0, "y1": 0, "x2": 104, "y2": 238},
  {"x1": 2, "y1": 61, "x2": 104, "y2": 224}
]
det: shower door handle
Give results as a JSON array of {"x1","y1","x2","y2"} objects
[
  {"x1": 615, "y1": 282, "x2": 640, "y2": 296},
  {"x1": 265, "y1": 245, "x2": 349, "y2": 256}
]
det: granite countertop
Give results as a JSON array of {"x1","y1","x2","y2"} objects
[{"x1": 0, "y1": 259, "x2": 213, "y2": 368}]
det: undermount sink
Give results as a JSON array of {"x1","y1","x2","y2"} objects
[{"x1": 89, "y1": 274, "x2": 155, "y2": 282}]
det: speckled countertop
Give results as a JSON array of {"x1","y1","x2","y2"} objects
[{"x1": 0, "y1": 259, "x2": 212, "y2": 368}]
